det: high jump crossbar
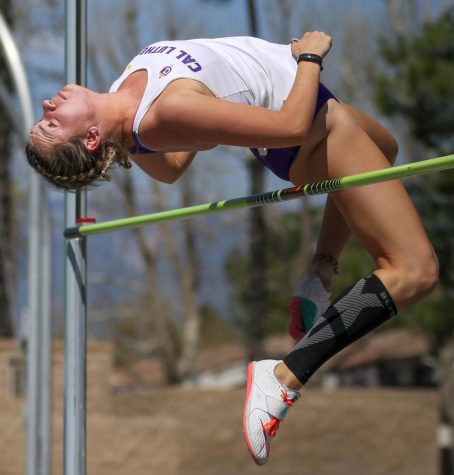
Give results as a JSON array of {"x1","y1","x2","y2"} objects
[{"x1": 65, "y1": 153, "x2": 454, "y2": 239}]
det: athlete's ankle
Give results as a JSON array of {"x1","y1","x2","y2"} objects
[
  {"x1": 311, "y1": 267, "x2": 333, "y2": 292},
  {"x1": 274, "y1": 362, "x2": 303, "y2": 391},
  {"x1": 311, "y1": 252, "x2": 338, "y2": 290}
]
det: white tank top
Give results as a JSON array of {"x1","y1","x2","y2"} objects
[{"x1": 109, "y1": 37, "x2": 297, "y2": 152}]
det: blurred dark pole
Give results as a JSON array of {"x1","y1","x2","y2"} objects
[
  {"x1": 439, "y1": 340, "x2": 454, "y2": 475},
  {"x1": 440, "y1": 404, "x2": 453, "y2": 475},
  {"x1": 246, "y1": 0, "x2": 258, "y2": 36},
  {"x1": 245, "y1": 0, "x2": 267, "y2": 361}
]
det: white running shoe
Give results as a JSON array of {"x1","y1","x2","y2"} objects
[
  {"x1": 243, "y1": 360, "x2": 300, "y2": 466},
  {"x1": 288, "y1": 272, "x2": 331, "y2": 341}
]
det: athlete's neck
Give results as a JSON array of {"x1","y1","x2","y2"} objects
[{"x1": 95, "y1": 89, "x2": 138, "y2": 147}]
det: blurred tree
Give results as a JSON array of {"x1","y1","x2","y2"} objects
[
  {"x1": 376, "y1": 7, "x2": 454, "y2": 155},
  {"x1": 0, "y1": 0, "x2": 16, "y2": 337}
]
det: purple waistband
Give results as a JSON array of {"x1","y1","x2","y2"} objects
[{"x1": 250, "y1": 82, "x2": 337, "y2": 181}]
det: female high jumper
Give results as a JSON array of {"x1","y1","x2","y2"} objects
[{"x1": 26, "y1": 32, "x2": 438, "y2": 465}]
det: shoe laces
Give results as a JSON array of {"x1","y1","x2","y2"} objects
[
  {"x1": 262, "y1": 391, "x2": 295, "y2": 438},
  {"x1": 263, "y1": 417, "x2": 280, "y2": 437},
  {"x1": 281, "y1": 390, "x2": 295, "y2": 406}
]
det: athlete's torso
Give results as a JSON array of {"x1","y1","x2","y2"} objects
[{"x1": 109, "y1": 37, "x2": 297, "y2": 152}]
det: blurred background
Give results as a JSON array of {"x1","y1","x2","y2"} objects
[{"x1": 0, "y1": 0, "x2": 453, "y2": 474}]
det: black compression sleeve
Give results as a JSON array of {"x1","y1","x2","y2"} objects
[{"x1": 284, "y1": 274, "x2": 397, "y2": 384}]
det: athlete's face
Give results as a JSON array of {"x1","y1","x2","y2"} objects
[{"x1": 28, "y1": 84, "x2": 95, "y2": 156}]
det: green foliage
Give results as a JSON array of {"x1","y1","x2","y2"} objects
[
  {"x1": 375, "y1": 8, "x2": 454, "y2": 154},
  {"x1": 409, "y1": 180, "x2": 454, "y2": 287},
  {"x1": 331, "y1": 238, "x2": 375, "y2": 296},
  {"x1": 391, "y1": 286, "x2": 454, "y2": 354},
  {"x1": 264, "y1": 212, "x2": 309, "y2": 334}
]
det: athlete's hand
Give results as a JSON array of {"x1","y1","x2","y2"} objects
[{"x1": 290, "y1": 31, "x2": 332, "y2": 58}]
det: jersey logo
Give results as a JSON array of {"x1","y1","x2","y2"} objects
[{"x1": 159, "y1": 65, "x2": 173, "y2": 78}]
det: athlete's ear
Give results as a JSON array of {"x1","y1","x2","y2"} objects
[{"x1": 83, "y1": 126, "x2": 101, "y2": 152}]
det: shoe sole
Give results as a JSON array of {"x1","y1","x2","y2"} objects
[{"x1": 243, "y1": 361, "x2": 265, "y2": 466}]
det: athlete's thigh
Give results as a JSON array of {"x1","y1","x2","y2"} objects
[
  {"x1": 290, "y1": 101, "x2": 397, "y2": 184},
  {"x1": 340, "y1": 103, "x2": 398, "y2": 162},
  {"x1": 290, "y1": 102, "x2": 432, "y2": 266}
]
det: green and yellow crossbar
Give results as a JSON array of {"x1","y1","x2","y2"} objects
[{"x1": 64, "y1": 153, "x2": 454, "y2": 239}]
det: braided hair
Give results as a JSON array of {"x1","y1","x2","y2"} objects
[{"x1": 25, "y1": 137, "x2": 132, "y2": 191}]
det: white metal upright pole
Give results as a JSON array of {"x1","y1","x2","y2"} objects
[
  {"x1": 39, "y1": 202, "x2": 52, "y2": 475},
  {"x1": 63, "y1": 1, "x2": 88, "y2": 474},
  {"x1": 26, "y1": 183, "x2": 40, "y2": 475}
]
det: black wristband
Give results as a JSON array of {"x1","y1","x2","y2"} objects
[{"x1": 296, "y1": 53, "x2": 323, "y2": 70}]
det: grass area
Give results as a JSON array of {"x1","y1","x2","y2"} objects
[{"x1": 0, "y1": 386, "x2": 439, "y2": 475}]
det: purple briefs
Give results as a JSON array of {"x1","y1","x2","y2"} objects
[{"x1": 250, "y1": 83, "x2": 337, "y2": 181}]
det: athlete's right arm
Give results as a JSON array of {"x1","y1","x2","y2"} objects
[
  {"x1": 130, "y1": 150, "x2": 197, "y2": 184},
  {"x1": 150, "y1": 32, "x2": 332, "y2": 151}
]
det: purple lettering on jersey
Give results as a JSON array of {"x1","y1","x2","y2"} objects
[
  {"x1": 139, "y1": 45, "x2": 177, "y2": 55},
  {"x1": 139, "y1": 45, "x2": 159, "y2": 54},
  {"x1": 139, "y1": 46, "x2": 151, "y2": 55},
  {"x1": 138, "y1": 46, "x2": 202, "y2": 71},
  {"x1": 179, "y1": 52, "x2": 202, "y2": 72},
  {"x1": 187, "y1": 62, "x2": 202, "y2": 72},
  {"x1": 182, "y1": 54, "x2": 196, "y2": 65}
]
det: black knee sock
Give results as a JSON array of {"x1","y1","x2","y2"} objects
[{"x1": 284, "y1": 274, "x2": 397, "y2": 384}]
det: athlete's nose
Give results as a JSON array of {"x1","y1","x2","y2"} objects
[{"x1": 42, "y1": 99, "x2": 56, "y2": 111}]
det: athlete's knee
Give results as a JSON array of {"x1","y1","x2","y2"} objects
[
  {"x1": 395, "y1": 247, "x2": 439, "y2": 303},
  {"x1": 415, "y1": 247, "x2": 439, "y2": 297}
]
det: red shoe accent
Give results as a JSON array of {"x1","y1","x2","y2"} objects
[
  {"x1": 281, "y1": 390, "x2": 295, "y2": 406},
  {"x1": 243, "y1": 363, "x2": 261, "y2": 465},
  {"x1": 288, "y1": 296, "x2": 305, "y2": 340},
  {"x1": 262, "y1": 417, "x2": 280, "y2": 437}
]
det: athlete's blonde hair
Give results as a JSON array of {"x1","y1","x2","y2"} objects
[{"x1": 25, "y1": 138, "x2": 132, "y2": 191}]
